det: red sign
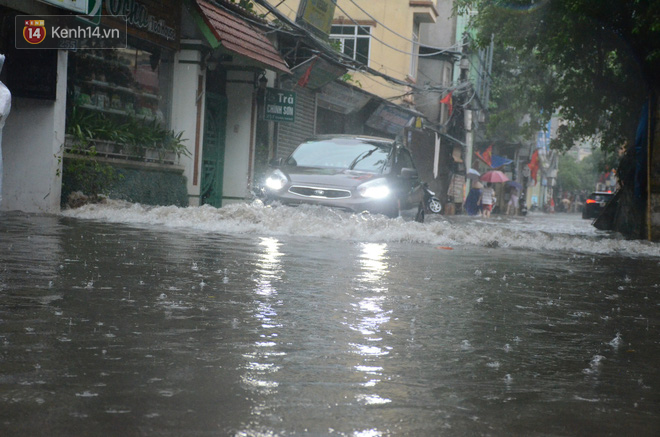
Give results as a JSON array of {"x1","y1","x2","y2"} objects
[{"x1": 23, "y1": 20, "x2": 47, "y2": 45}]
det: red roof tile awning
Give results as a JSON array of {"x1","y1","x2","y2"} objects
[{"x1": 194, "y1": 0, "x2": 291, "y2": 74}]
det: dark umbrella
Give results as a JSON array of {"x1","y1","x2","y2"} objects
[{"x1": 507, "y1": 181, "x2": 523, "y2": 190}]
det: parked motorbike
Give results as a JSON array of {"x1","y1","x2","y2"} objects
[{"x1": 415, "y1": 183, "x2": 442, "y2": 222}]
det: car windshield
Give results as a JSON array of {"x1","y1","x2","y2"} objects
[{"x1": 286, "y1": 138, "x2": 392, "y2": 173}]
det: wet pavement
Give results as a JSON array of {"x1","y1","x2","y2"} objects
[{"x1": 1, "y1": 204, "x2": 659, "y2": 436}]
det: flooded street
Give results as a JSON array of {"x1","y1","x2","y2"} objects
[{"x1": 1, "y1": 202, "x2": 660, "y2": 436}]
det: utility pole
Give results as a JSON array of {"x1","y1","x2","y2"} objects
[{"x1": 464, "y1": 108, "x2": 473, "y2": 180}]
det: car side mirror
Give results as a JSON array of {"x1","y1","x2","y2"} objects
[
  {"x1": 269, "y1": 157, "x2": 283, "y2": 167},
  {"x1": 400, "y1": 167, "x2": 418, "y2": 180}
]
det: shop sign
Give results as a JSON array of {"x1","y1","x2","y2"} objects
[
  {"x1": 264, "y1": 88, "x2": 296, "y2": 123},
  {"x1": 77, "y1": 0, "x2": 103, "y2": 26},
  {"x1": 36, "y1": 0, "x2": 101, "y2": 26},
  {"x1": 37, "y1": 0, "x2": 89, "y2": 14},
  {"x1": 366, "y1": 104, "x2": 415, "y2": 135},
  {"x1": 103, "y1": 0, "x2": 180, "y2": 50},
  {"x1": 296, "y1": 0, "x2": 336, "y2": 36},
  {"x1": 536, "y1": 119, "x2": 551, "y2": 151}
]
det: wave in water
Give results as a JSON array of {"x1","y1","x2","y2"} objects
[{"x1": 61, "y1": 200, "x2": 660, "y2": 258}]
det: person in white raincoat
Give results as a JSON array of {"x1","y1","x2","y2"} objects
[{"x1": 0, "y1": 54, "x2": 11, "y2": 205}]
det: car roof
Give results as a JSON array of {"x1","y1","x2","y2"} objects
[{"x1": 304, "y1": 134, "x2": 397, "y2": 144}]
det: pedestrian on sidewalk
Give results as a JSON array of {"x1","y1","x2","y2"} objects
[
  {"x1": 507, "y1": 187, "x2": 519, "y2": 216},
  {"x1": 464, "y1": 181, "x2": 483, "y2": 216},
  {"x1": 479, "y1": 182, "x2": 496, "y2": 218}
]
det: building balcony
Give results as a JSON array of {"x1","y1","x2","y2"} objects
[{"x1": 409, "y1": 1, "x2": 439, "y2": 23}]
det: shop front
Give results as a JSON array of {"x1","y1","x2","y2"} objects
[
  {"x1": 188, "y1": 0, "x2": 291, "y2": 207},
  {"x1": 63, "y1": 0, "x2": 187, "y2": 206},
  {"x1": 0, "y1": 0, "x2": 185, "y2": 211}
]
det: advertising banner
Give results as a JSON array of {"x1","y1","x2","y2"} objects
[{"x1": 296, "y1": 0, "x2": 336, "y2": 36}]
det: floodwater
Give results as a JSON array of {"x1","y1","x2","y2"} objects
[{"x1": 1, "y1": 201, "x2": 659, "y2": 436}]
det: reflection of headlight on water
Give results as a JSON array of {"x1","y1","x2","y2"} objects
[
  {"x1": 265, "y1": 169, "x2": 287, "y2": 191},
  {"x1": 358, "y1": 180, "x2": 391, "y2": 199}
]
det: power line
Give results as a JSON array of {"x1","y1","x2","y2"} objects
[
  {"x1": 333, "y1": 1, "x2": 424, "y2": 59},
  {"x1": 346, "y1": 0, "x2": 464, "y2": 57},
  {"x1": 208, "y1": 0, "x2": 304, "y2": 37},
  {"x1": 253, "y1": 0, "x2": 472, "y2": 99},
  {"x1": 254, "y1": 0, "x2": 421, "y2": 90},
  {"x1": 330, "y1": 1, "x2": 459, "y2": 81},
  {"x1": 330, "y1": 1, "x2": 466, "y2": 83}
]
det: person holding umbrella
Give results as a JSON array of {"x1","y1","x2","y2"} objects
[{"x1": 478, "y1": 171, "x2": 507, "y2": 218}]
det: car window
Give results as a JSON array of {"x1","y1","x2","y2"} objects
[
  {"x1": 397, "y1": 148, "x2": 415, "y2": 170},
  {"x1": 287, "y1": 138, "x2": 392, "y2": 172}
]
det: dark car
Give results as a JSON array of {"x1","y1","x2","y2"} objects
[
  {"x1": 582, "y1": 191, "x2": 614, "y2": 219},
  {"x1": 262, "y1": 135, "x2": 424, "y2": 219}
]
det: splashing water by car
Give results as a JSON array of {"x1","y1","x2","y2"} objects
[{"x1": 260, "y1": 135, "x2": 426, "y2": 220}]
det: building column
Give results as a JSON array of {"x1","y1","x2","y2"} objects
[
  {"x1": 172, "y1": 41, "x2": 205, "y2": 207},
  {"x1": 1, "y1": 50, "x2": 66, "y2": 213},
  {"x1": 223, "y1": 69, "x2": 256, "y2": 204}
]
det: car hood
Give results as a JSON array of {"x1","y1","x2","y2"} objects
[{"x1": 281, "y1": 166, "x2": 380, "y2": 189}]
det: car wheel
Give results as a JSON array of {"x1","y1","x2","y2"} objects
[{"x1": 415, "y1": 204, "x2": 425, "y2": 223}]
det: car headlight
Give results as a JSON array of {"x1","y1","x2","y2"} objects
[
  {"x1": 264, "y1": 169, "x2": 288, "y2": 191},
  {"x1": 358, "y1": 178, "x2": 391, "y2": 199}
]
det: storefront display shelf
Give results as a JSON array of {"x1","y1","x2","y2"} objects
[
  {"x1": 78, "y1": 104, "x2": 159, "y2": 122},
  {"x1": 84, "y1": 80, "x2": 160, "y2": 101},
  {"x1": 64, "y1": 136, "x2": 179, "y2": 166},
  {"x1": 78, "y1": 53, "x2": 124, "y2": 67}
]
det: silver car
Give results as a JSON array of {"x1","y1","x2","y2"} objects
[{"x1": 262, "y1": 135, "x2": 423, "y2": 219}]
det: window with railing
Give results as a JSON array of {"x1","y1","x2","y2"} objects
[{"x1": 330, "y1": 25, "x2": 371, "y2": 65}]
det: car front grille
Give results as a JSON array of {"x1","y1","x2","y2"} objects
[{"x1": 288, "y1": 185, "x2": 351, "y2": 199}]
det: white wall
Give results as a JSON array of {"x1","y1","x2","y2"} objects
[
  {"x1": 0, "y1": 51, "x2": 66, "y2": 213},
  {"x1": 171, "y1": 41, "x2": 205, "y2": 206},
  {"x1": 223, "y1": 70, "x2": 255, "y2": 204}
]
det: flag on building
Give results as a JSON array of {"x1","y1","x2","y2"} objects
[
  {"x1": 491, "y1": 154, "x2": 513, "y2": 169},
  {"x1": 440, "y1": 91, "x2": 453, "y2": 116},
  {"x1": 475, "y1": 144, "x2": 493, "y2": 167},
  {"x1": 297, "y1": 56, "x2": 319, "y2": 88},
  {"x1": 527, "y1": 149, "x2": 540, "y2": 184}
]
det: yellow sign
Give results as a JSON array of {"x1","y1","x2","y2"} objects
[{"x1": 297, "y1": 0, "x2": 336, "y2": 36}]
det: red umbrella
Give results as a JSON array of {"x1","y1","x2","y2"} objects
[{"x1": 480, "y1": 170, "x2": 509, "y2": 183}]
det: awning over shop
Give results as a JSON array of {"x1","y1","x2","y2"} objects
[
  {"x1": 366, "y1": 103, "x2": 419, "y2": 135},
  {"x1": 192, "y1": 0, "x2": 291, "y2": 73},
  {"x1": 317, "y1": 81, "x2": 371, "y2": 114},
  {"x1": 289, "y1": 55, "x2": 347, "y2": 90}
]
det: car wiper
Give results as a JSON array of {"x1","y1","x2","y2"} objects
[{"x1": 348, "y1": 147, "x2": 379, "y2": 170}]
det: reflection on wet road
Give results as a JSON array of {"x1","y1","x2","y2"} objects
[{"x1": 1, "y1": 207, "x2": 659, "y2": 436}]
